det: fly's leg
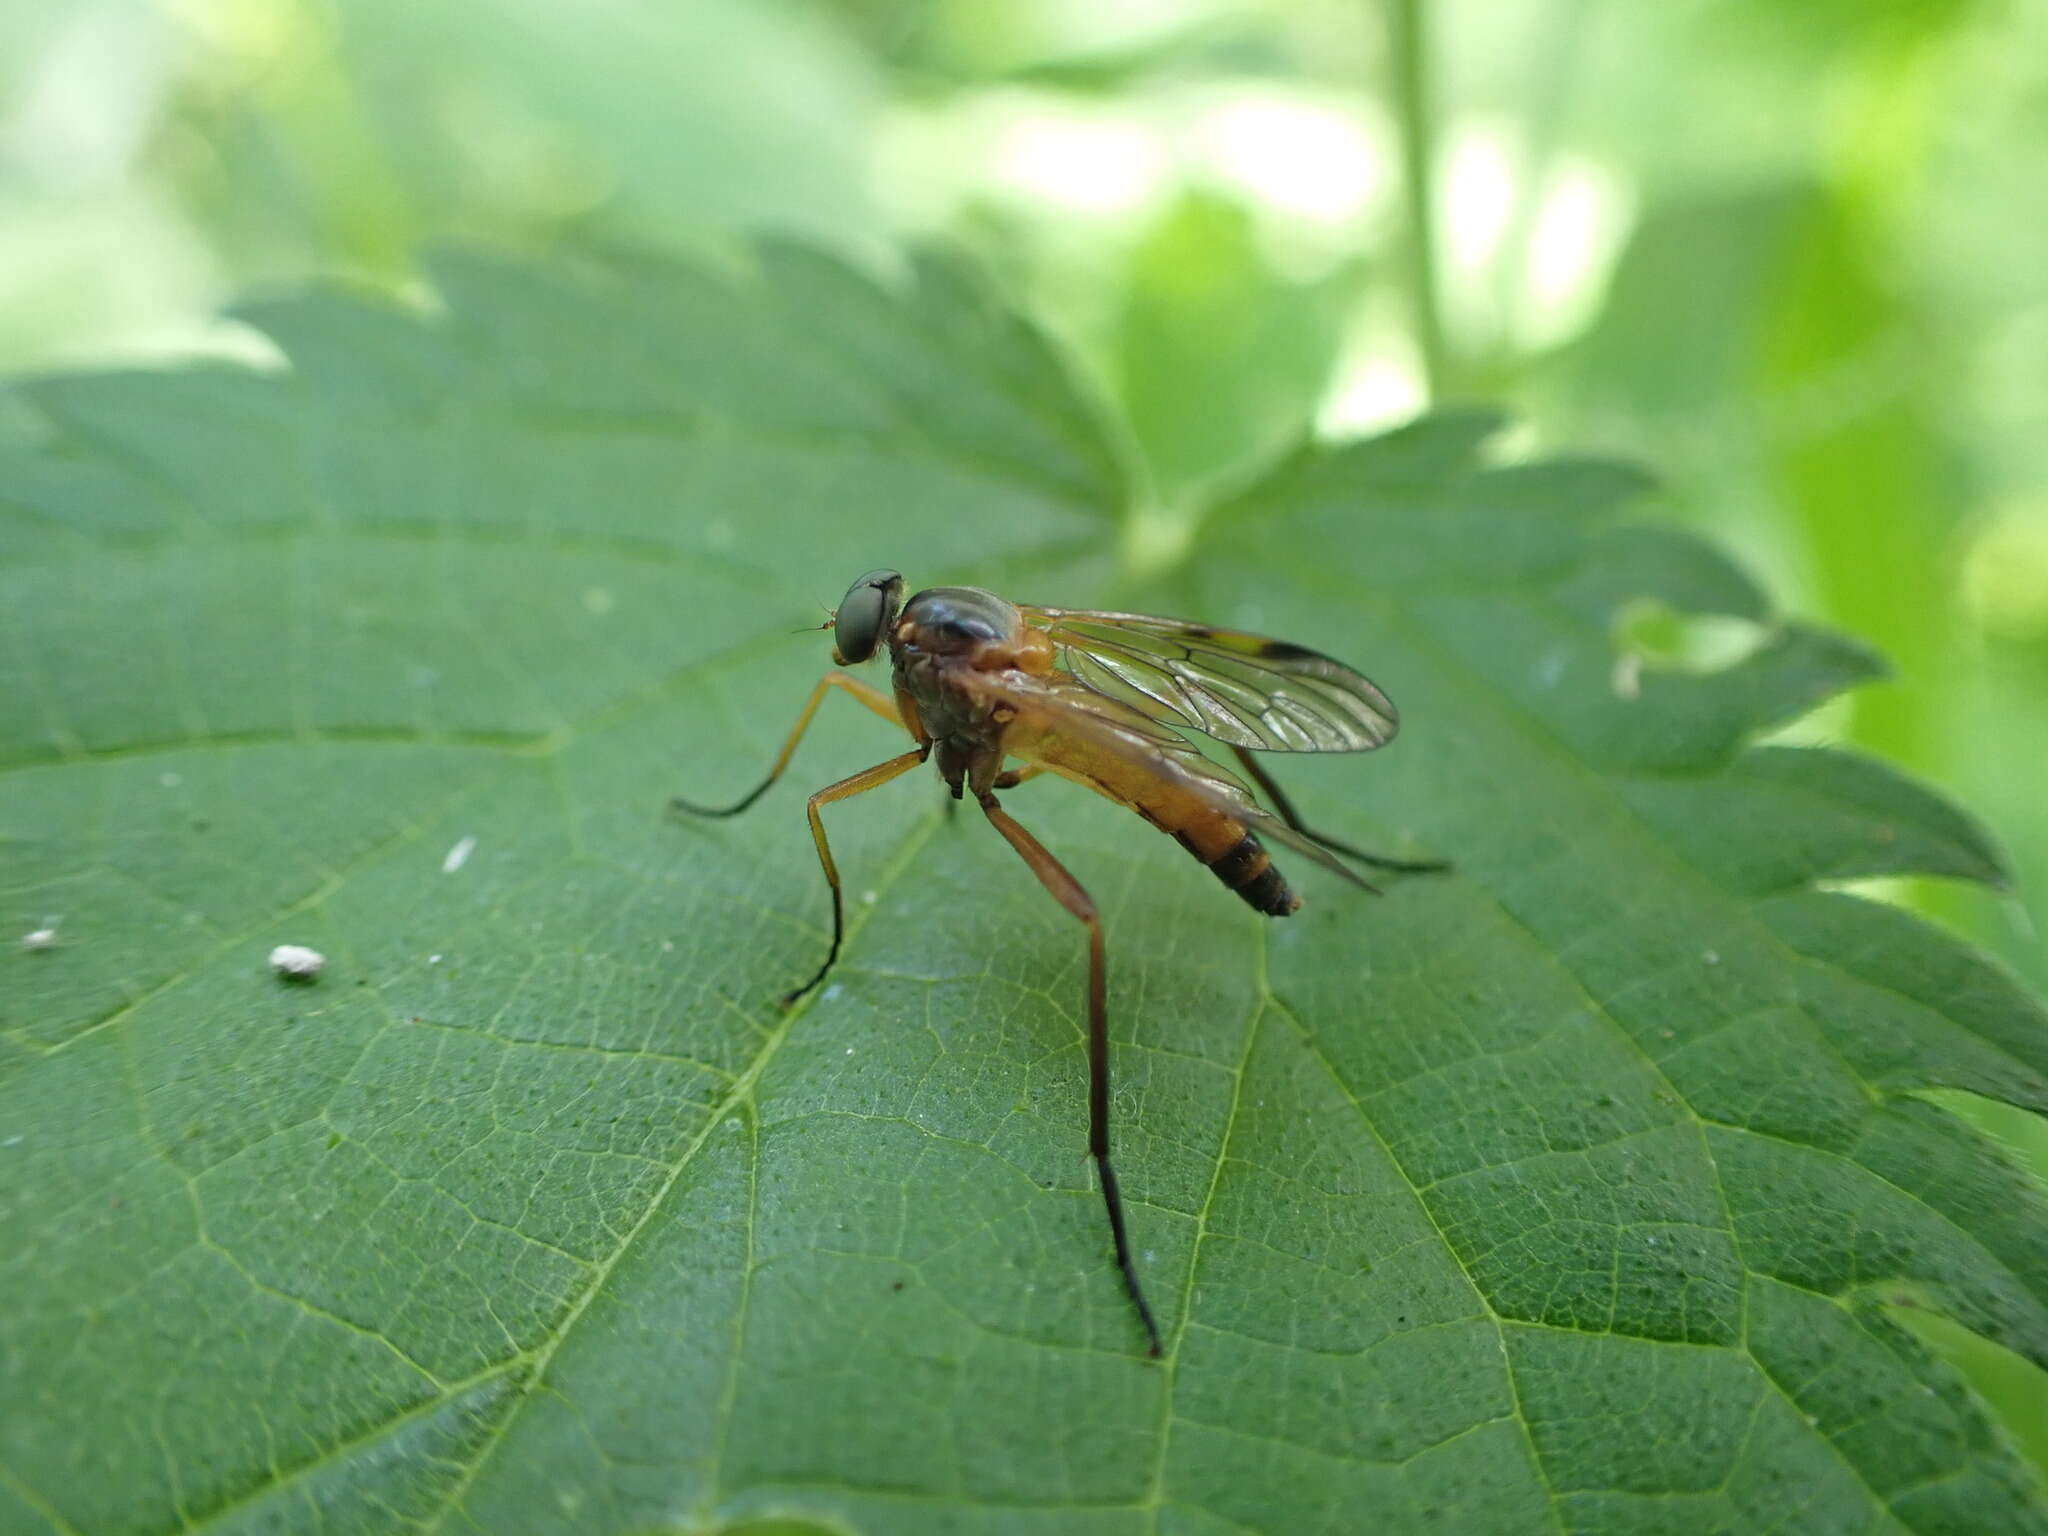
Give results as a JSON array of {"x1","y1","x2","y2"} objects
[
  {"x1": 1228, "y1": 746, "x2": 1451, "y2": 875},
  {"x1": 670, "y1": 671, "x2": 904, "y2": 818},
  {"x1": 991, "y1": 764, "x2": 1047, "y2": 791},
  {"x1": 978, "y1": 790, "x2": 1163, "y2": 1358},
  {"x1": 671, "y1": 669, "x2": 924, "y2": 1007},
  {"x1": 784, "y1": 747, "x2": 929, "y2": 1007},
  {"x1": 947, "y1": 763, "x2": 1039, "y2": 820}
]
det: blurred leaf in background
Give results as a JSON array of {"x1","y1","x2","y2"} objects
[
  {"x1": 0, "y1": 2, "x2": 221, "y2": 366},
  {"x1": 1112, "y1": 190, "x2": 1357, "y2": 501}
]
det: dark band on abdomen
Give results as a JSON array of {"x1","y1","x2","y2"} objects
[{"x1": 1180, "y1": 831, "x2": 1300, "y2": 916}]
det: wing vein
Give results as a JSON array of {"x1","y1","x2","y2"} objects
[{"x1": 1017, "y1": 605, "x2": 1400, "y2": 754}]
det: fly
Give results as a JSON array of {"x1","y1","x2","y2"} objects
[{"x1": 672, "y1": 569, "x2": 1448, "y2": 1355}]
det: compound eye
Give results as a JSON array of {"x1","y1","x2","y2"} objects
[{"x1": 832, "y1": 569, "x2": 903, "y2": 664}]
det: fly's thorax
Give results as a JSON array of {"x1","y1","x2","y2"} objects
[
  {"x1": 888, "y1": 588, "x2": 1032, "y2": 754},
  {"x1": 891, "y1": 587, "x2": 1055, "y2": 673},
  {"x1": 892, "y1": 644, "x2": 998, "y2": 747},
  {"x1": 894, "y1": 587, "x2": 1018, "y2": 655}
]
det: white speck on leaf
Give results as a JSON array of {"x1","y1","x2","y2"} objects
[
  {"x1": 428, "y1": 954, "x2": 443, "y2": 966},
  {"x1": 21, "y1": 926, "x2": 58, "y2": 952},
  {"x1": 823, "y1": 983, "x2": 844, "y2": 1002},
  {"x1": 268, "y1": 944, "x2": 325, "y2": 980},
  {"x1": 1702, "y1": 949, "x2": 1721, "y2": 966},
  {"x1": 1536, "y1": 652, "x2": 1566, "y2": 688},
  {"x1": 845, "y1": 1046, "x2": 855, "y2": 1056},
  {"x1": 660, "y1": 939, "x2": 674, "y2": 952},
  {"x1": 860, "y1": 890, "x2": 878, "y2": 906},
  {"x1": 442, "y1": 835, "x2": 477, "y2": 873},
  {"x1": 2, "y1": 1135, "x2": 22, "y2": 1147},
  {"x1": 1143, "y1": 1250, "x2": 1157, "y2": 1265}
]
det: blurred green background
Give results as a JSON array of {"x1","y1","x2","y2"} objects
[
  {"x1": 5, "y1": 0, "x2": 2045, "y2": 1432},
  {"x1": 7, "y1": 0, "x2": 2042, "y2": 985}
]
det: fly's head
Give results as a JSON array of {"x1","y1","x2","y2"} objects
[{"x1": 830, "y1": 569, "x2": 905, "y2": 666}]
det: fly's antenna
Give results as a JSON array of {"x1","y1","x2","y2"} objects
[{"x1": 790, "y1": 596, "x2": 836, "y2": 637}]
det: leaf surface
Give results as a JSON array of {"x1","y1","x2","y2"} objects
[{"x1": 2, "y1": 248, "x2": 2044, "y2": 1536}]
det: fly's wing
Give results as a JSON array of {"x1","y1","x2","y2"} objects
[
  {"x1": 953, "y1": 666, "x2": 1371, "y2": 890},
  {"x1": 1016, "y1": 606, "x2": 1399, "y2": 753}
]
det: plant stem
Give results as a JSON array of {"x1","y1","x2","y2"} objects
[{"x1": 1387, "y1": 0, "x2": 1447, "y2": 401}]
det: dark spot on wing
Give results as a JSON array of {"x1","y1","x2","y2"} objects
[{"x1": 1255, "y1": 639, "x2": 1319, "y2": 660}]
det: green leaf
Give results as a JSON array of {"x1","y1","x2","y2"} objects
[
  {"x1": 1111, "y1": 192, "x2": 1358, "y2": 501},
  {"x1": 3, "y1": 247, "x2": 2044, "y2": 1536}
]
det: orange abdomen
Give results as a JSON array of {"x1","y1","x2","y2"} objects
[{"x1": 1018, "y1": 726, "x2": 1300, "y2": 916}]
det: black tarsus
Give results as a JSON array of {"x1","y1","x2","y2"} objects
[
  {"x1": 779, "y1": 878, "x2": 843, "y2": 1008},
  {"x1": 670, "y1": 673, "x2": 929, "y2": 1010},
  {"x1": 776, "y1": 746, "x2": 929, "y2": 1009},
  {"x1": 978, "y1": 789, "x2": 1163, "y2": 1357},
  {"x1": 1094, "y1": 1148, "x2": 1161, "y2": 1357},
  {"x1": 669, "y1": 777, "x2": 775, "y2": 819}
]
